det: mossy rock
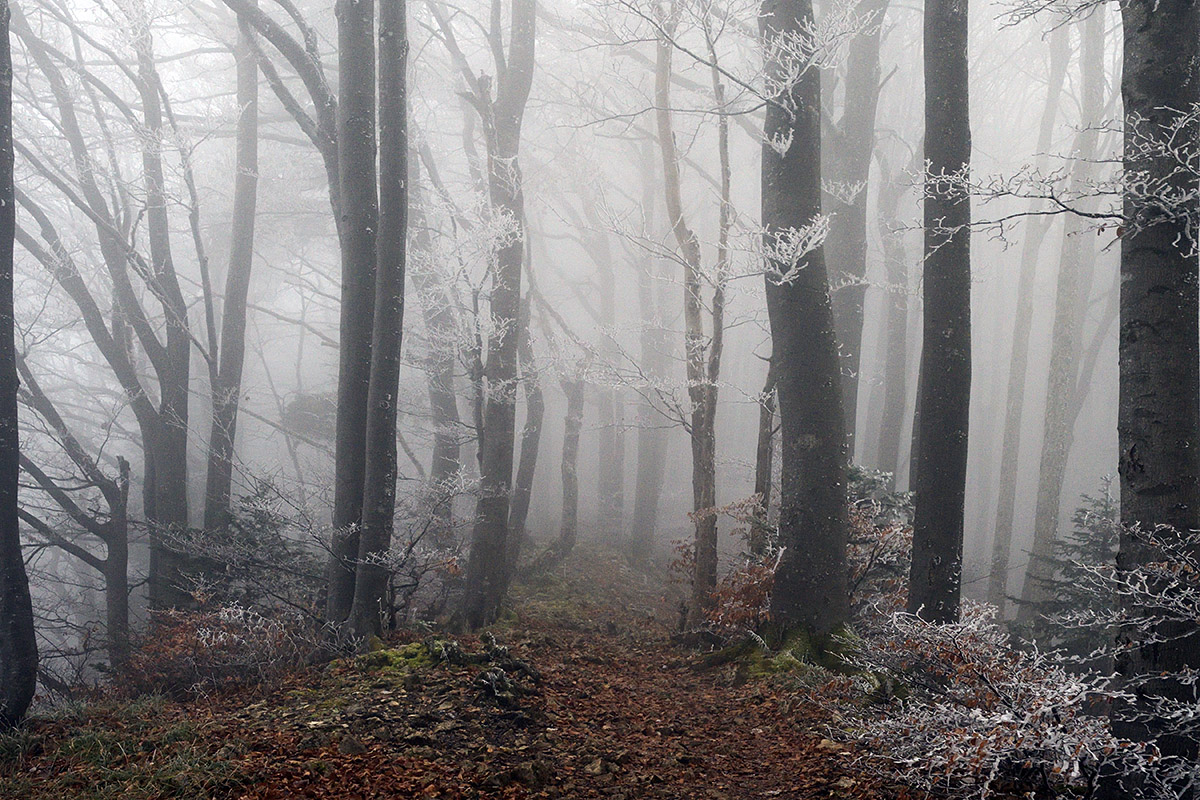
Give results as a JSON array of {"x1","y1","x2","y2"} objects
[{"x1": 355, "y1": 641, "x2": 438, "y2": 672}]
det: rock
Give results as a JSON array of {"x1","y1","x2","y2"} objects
[{"x1": 337, "y1": 736, "x2": 367, "y2": 755}]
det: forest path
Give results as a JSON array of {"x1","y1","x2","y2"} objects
[
  {"x1": 488, "y1": 544, "x2": 889, "y2": 799},
  {"x1": 1, "y1": 546, "x2": 892, "y2": 800}
]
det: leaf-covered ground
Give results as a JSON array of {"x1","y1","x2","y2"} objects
[{"x1": 1, "y1": 547, "x2": 898, "y2": 799}]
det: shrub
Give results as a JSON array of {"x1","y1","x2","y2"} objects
[
  {"x1": 123, "y1": 605, "x2": 316, "y2": 699},
  {"x1": 830, "y1": 603, "x2": 1124, "y2": 799}
]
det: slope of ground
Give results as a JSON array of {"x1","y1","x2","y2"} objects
[{"x1": 0, "y1": 545, "x2": 897, "y2": 799}]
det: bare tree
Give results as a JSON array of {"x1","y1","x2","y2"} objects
[
  {"x1": 1110, "y1": 0, "x2": 1200, "y2": 777},
  {"x1": 987, "y1": 25, "x2": 1068, "y2": 614},
  {"x1": 326, "y1": 0, "x2": 380, "y2": 623},
  {"x1": 1018, "y1": 9, "x2": 1106, "y2": 620},
  {"x1": 349, "y1": 0, "x2": 409, "y2": 639},
  {"x1": 426, "y1": 0, "x2": 537, "y2": 629},
  {"x1": 907, "y1": 0, "x2": 970, "y2": 624},
  {"x1": 826, "y1": 0, "x2": 889, "y2": 455},
  {"x1": 760, "y1": 0, "x2": 849, "y2": 635},
  {"x1": 0, "y1": 0, "x2": 36, "y2": 728},
  {"x1": 653, "y1": 3, "x2": 729, "y2": 622},
  {"x1": 204, "y1": 9, "x2": 261, "y2": 532}
]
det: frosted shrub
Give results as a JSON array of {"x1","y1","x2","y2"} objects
[{"x1": 834, "y1": 602, "x2": 1126, "y2": 798}]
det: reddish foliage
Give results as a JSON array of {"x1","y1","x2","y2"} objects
[{"x1": 123, "y1": 606, "x2": 311, "y2": 699}]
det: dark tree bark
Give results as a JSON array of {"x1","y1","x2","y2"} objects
[
  {"x1": 826, "y1": 0, "x2": 888, "y2": 456},
  {"x1": 12, "y1": 5, "x2": 196, "y2": 607},
  {"x1": 1018, "y1": 12, "x2": 1103, "y2": 621},
  {"x1": 1109, "y1": 0, "x2": 1200, "y2": 772},
  {"x1": 750, "y1": 362, "x2": 776, "y2": 557},
  {"x1": 505, "y1": 293, "x2": 545, "y2": 574},
  {"x1": 327, "y1": 0, "x2": 379, "y2": 623},
  {"x1": 349, "y1": 0, "x2": 408, "y2": 638},
  {"x1": 907, "y1": 0, "x2": 970, "y2": 624},
  {"x1": 761, "y1": 0, "x2": 850, "y2": 636},
  {"x1": 0, "y1": 0, "x2": 35, "y2": 728},
  {"x1": 126, "y1": 14, "x2": 195, "y2": 608},
  {"x1": 987, "y1": 26, "x2": 1068, "y2": 613},
  {"x1": 457, "y1": 0, "x2": 537, "y2": 629},
  {"x1": 204, "y1": 11, "x2": 260, "y2": 531},
  {"x1": 15, "y1": 356, "x2": 130, "y2": 670}
]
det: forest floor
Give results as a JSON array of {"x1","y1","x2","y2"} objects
[{"x1": 0, "y1": 545, "x2": 900, "y2": 800}]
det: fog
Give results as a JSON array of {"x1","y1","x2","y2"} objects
[{"x1": 9, "y1": 0, "x2": 1123, "y2": 677}]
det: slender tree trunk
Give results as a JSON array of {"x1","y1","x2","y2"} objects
[
  {"x1": 204, "y1": 13, "x2": 259, "y2": 531},
  {"x1": 105, "y1": 457, "x2": 130, "y2": 671},
  {"x1": 127, "y1": 14, "x2": 194, "y2": 607},
  {"x1": 1018, "y1": 12, "x2": 1103, "y2": 621},
  {"x1": 751, "y1": 363, "x2": 776, "y2": 557},
  {"x1": 328, "y1": 0, "x2": 379, "y2": 623},
  {"x1": 827, "y1": 0, "x2": 888, "y2": 456},
  {"x1": 1109, "y1": 0, "x2": 1200, "y2": 773},
  {"x1": 628, "y1": 148, "x2": 669, "y2": 566},
  {"x1": 507, "y1": 294, "x2": 544, "y2": 564},
  {"x1": 349, "y1": 0, "x2": 407, "y2": 638},
  {"x1": 908, "y1": 0, "x2": 970, "y2": 624},
  {"x1": 0, "y1": 1, "x2": 35, "y2": 726},
  {"x1": 654, "y1": 20, "x2": 722, "y2": 621},
  {"x1": 595, "y1": 240, "x2": 625, "y2": 541},
  {"x1": 874, "y1": 157, "x2": 911, "y2": 484},
  {"x1": 559, "y1": 378, "x2": 585, "y2": 553},
  {"x1": 459, "y1": 0, "x2": 536, "y2": 629},
  {"x1": 410, "y1": 154, "x2": 460, "y2": 534},
  {"x1": 761, "y1": 0, "x2": 850, "y2": 636},
  {"x1": 988, "y1": 26, "x2": 1069, "y2": 613}
]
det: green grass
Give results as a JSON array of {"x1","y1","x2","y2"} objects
[{"x1": 0, "y1": 699, "x2": 248, "y2": 800}]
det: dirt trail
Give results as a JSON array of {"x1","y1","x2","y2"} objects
[{"x1": 4, "y1": 546, "x2": 894, "y2": 800}]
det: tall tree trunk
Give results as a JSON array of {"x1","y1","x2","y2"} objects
[
  {"x1": 1110, "y1": 0, "x2": 1200, "y2": 771},
  {"x1": 328, "y1": 0, "x2": 379, "y2": 623},
  {"x1": 204, "y1": 12, "x2": 260, "y2": 532},
  {"x1": 1017, "y1": 12, "x2": 1103, "y2": 621},
  {"x1": 628, "y1": 147, "x2": 669, "y2": 566},
  {"x1": 874, "y1": 155, "x2": 912, "y2": 484},
  {"x1": 459, "y1": 0, "x2": 536, "y2": 629},
  {"x1": 0, "y1": 0, "x2": 35, "y2": 726},
  {"x1": 827, "y1": 0, "x2": 888, "y2": 456},
  {"x1": 126, "y1": 10, "x2": 195, "y2": 607},
  {"x1": 654, "y1": 18, "x2": 722, "y2": 621},
  {"x1": 593, "y1": 232, "x2": 625, "y2": 542},
  {"x1": 908, "y1": 0, "x2": 970, "y2": 624},
  {"x1": 349, "y1": 0, "x2": 407, "y2": 638},
  {"x1": 507, "y1": 294, "x2": 544, "y2": 565},
  {"x1": 410, "y1": 153, "x2": 460, "y2": 533},
  {"x1": 987, "y1": 26, "x2": 1069, "y2": 613},
  {"x1": 761, "y1": 0, "x2": 850, "y2": 636}
]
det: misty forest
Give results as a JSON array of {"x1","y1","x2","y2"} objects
[{"x1": 0, "y1": 0, "x2": 1199, "y2": 796}]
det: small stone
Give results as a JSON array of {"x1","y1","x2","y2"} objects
[{"x1": 338, "y1": 736, "x2": 367, "y2": 755}]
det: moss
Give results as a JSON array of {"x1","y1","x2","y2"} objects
[
  {"x1": 355, "y1": 641, "x2": 438, "y2": 673},
  {"x1": 701, "y1": 624, "x2": 858, "y2": 682}
]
